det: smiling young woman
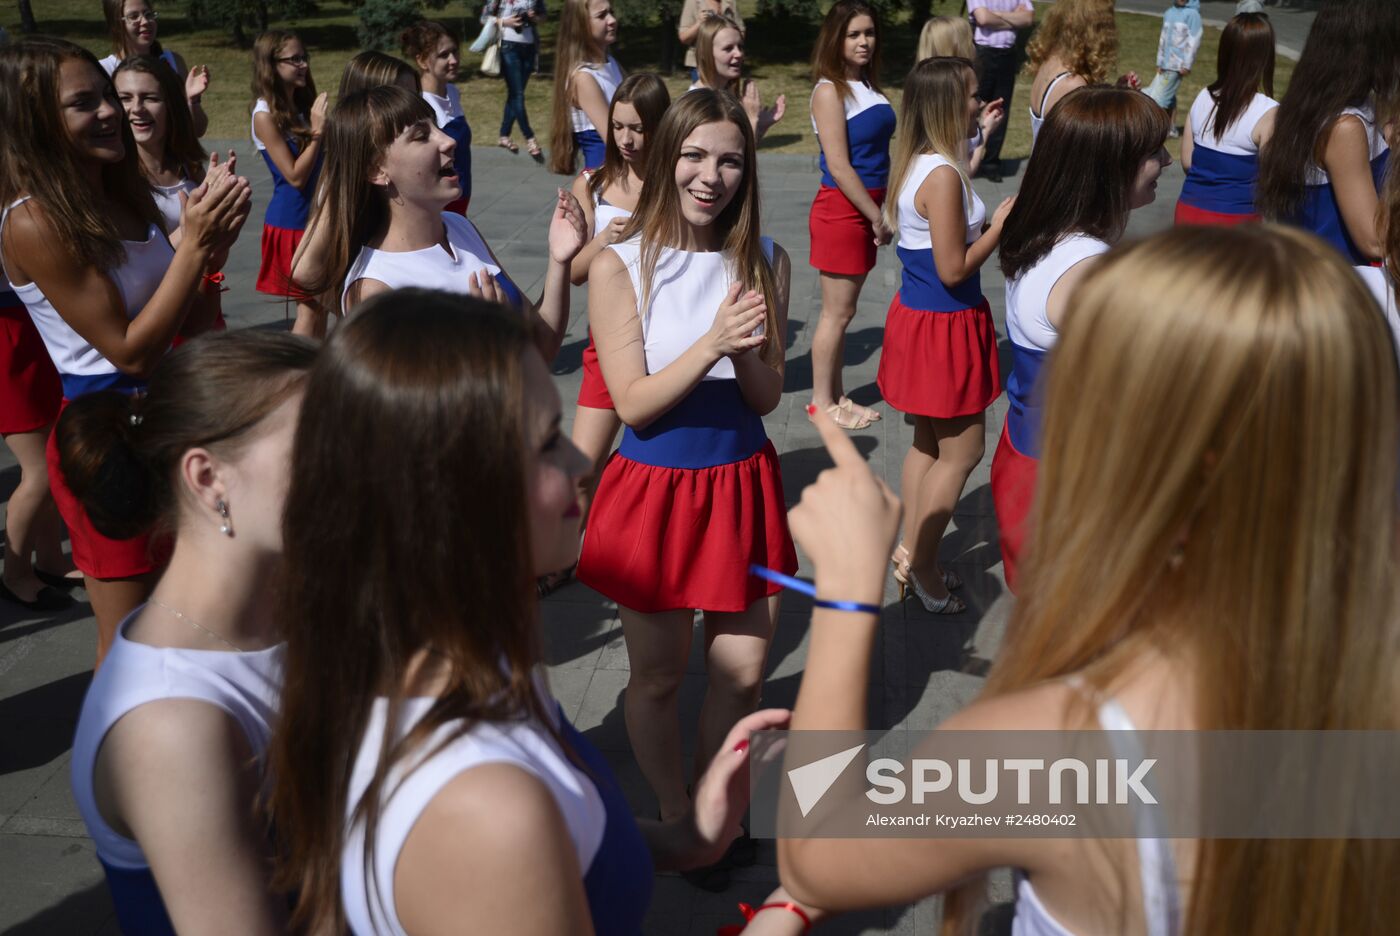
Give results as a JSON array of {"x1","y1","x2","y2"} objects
[{"x1": 98, "y1": 0, "x2": 208, "y2": 137}]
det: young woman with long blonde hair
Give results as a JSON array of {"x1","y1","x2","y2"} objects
[
  {"x1": 692, "y1": 15, "x2": 786, "y2": 141},
  {"x1": 249, "y1": 30, "x2": 327, "y2": 307},
  {"x1": 878, "y1": 57, "x2": 1012, "y2": 615},
  {"x1": 0, "y1": 37, "x2": 249, "y2": 661},
  {"x1": 916, "y1": 16, "x2": 1007, "y2": 181},
  {"x1": 779, "y1": 223, "x2": 1400, "y2": 936},
  {"x1": 290, "y1": 86, "x2": 585, "y2": 352},
  {"x1": 1024, "y1": 0, "x2": 1136, "y2": 143},
  {"x1": 577, "y1": 90, "x2": 796, "y2": 887},
  {"x1": 548, "y1": 0, "x2": 623, "y2": 175},
  {"x1": 98, "y1": 0, "x2": 208, "y2": 136},
  {"x1": 993, "y1": 86, "x2": 1170, "y2": 591}
]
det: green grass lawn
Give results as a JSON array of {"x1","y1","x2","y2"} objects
[{"x1": 11, "y1": 0, "x2": 1293, "y2": 166}]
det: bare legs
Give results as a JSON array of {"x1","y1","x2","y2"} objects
[
  {"x1": 2, "y1": 426, "x2": 69, "y2": 601},
  {"x1": 620, "y1": 595, "x2": 775, "y2": 820},
  {"x1": 899, "y1": 413, "x2": 985, "y2": 604},
  {"x1": 810, "y1": 271, "x2": 879, "y2": 426},
  {"x1": 569, "y1": 404, "x2": 622, "y2": 524}
]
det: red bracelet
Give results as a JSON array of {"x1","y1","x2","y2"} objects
[
  {"x1": 716, "y1": 901, "x2": 812, "y2": 935},
  {"x1": 202, "y1": 271, "x2": 229, "y2": 293}
]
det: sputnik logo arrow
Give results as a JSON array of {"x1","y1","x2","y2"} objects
[{"x1": 787, "y1": 743, "x2": 865, "y2": 817}]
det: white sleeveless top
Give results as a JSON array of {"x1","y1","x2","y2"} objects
[
  {"x1": 151, "y1": 176, "x2": 199, "y2": 236},
  {"x1": 1187, "y1": 89, "x2": 1277, "y2": 155},
  {"x1": 251, "y1": 98, "x2": 307, "y2": 152},
  {"x1": 341, "y1": 679, "x2": 608, "y2": 936},
  {"x1": 570, "y1": 57, "x2": 625, "y2": 133},
  {"x1": 807, "y1": 77, "x2": 892, "y2": 134},
  {"x1": 1305, "y1": 102, "x2": 1389, "y2": 186},
  {"x1": 70, "y1": 607, "x2": 284, "y2": 870},
  {"x1": 1006, "y1": 234, "x2": 1110, "y2": 353},
  {"x1": 342, "y1": 212, "x2": 502, "y2": 311},
  {"x1": 896, "y1": 153, "x2": 984, "y2": 250},
  {"x1": 1029, "y1": 71, "x2": 1074, "y2": 144},
  {"x1": 585, "y1": 173, "x2": 632, "y2": 236},
  {"x1": 1, "y1": 196, "x2": 172, "y2": 390},
  {"x1": 605, "y1": 236, "x2": 774, "y2": 381},
  {"x1": 1012, "y1": 682, "x2": 1181, "y2": 936},
  {"x1": 422, "y1": 82, "x2": 464, "y2": 127}
]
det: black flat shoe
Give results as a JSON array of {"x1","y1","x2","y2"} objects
[
  {"x1": 34, "y1": 568, "x2": 82, "y2": 591},
  {"x1": 0, "y1": 579, "x2": 74, "y2": 612}
]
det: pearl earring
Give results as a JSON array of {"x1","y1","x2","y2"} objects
[{"x1": 217, "y1": 499, "x2": 233, "y2": 538}]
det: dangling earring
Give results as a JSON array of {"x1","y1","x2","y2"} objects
[
  {"x1": 1168, "y1": 543, "x2": 1184, "y2": 572},
  {"x1": 217, "y1": 499, "x2": 233, "y2": 538}
]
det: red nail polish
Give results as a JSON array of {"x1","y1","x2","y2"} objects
[
  {"x1": 734, "y1": 739, "x2": 749, "y2": 753},
  {"x1": 805, "y1": 403, "x2": 816, "y2": 416}
]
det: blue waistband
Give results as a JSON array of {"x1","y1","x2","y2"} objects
[
  {"x1": 576, "y1": 130, "x2": 606, "y2": 171},
  {"x1": 1005, "y1": 341, "x2": 1047, "y2": 459},
  {"x1": 61, "y1": 370, "x2": 146, "y2": 401},
  {"x1": 617, "y1": 380, "x2": 767, "y2": 469},
  {"x1": 1179, "y1": 147, "x2": 1259, "y2": 215},
  {"x1": 100, "y1": 859, "x2": 176, "y2": 936},
  {"x1": 896, "y1": 245, "x2": 983, "y2": 311}
]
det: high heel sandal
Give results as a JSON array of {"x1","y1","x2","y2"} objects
[
  {"x1": 891, "y1": 544, "x2": 962, "y2": 602},
  {"x1": 903, "y1": 569, "x2": 966, "y2": 616}
]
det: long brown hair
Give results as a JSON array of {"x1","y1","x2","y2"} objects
[
  {"x1": 621, "y1": 88, "x2": 780, "y2": 368},
  {"x1": 943, "y1": 225, "x2": 1400, "y2": 934},
  {"x1": 883, "y1": 57, "x2": 975, "y2": 236},
  {"x1": 103, "y1": 0, "x2": 165, "y2": 60},
  {"x1": 811, "y1": 0, "x2": 883, "y2": 102},
  {"x1": 56, "y1": 331, "x2": 316, "y2": 541},
  {"x1": 1203, "y1": 13, "x2": 1275, "y2": 143},
  {"x1": 999, "y1": 86, "x2": 1168, "y2": 281},
  {"x1": 399, "y1": 19, "x2": 459, "y2": 66},
  {"x1": 291, "y1": 86, "x2": 436, "y2": 312},
  {"x1": 337, "y1": 50, "x2": 420, "y2": 97},
  {"x1": 588, "y1": 73, "x2": 670, "y2": 203},
  {"x1": 1256, "y1": 0, "x2": 1400, "y2": 220},
  {"x1": 250, "y1": 30, "x2": 318, "y2": 149},
  {"x1": 114, "y1": 55, "x2": 207, "y2": 189},
  {"x1": 268, "y1": 292, "x2": 556, "y2": 935},
  {"x1": 549, "y1": 0, "x2": 612, "y2": 175},
  {"x1": 1025, "y1": 0, "x2": 1117, "y2": 83},
  {"x1": 695, "y1": 14, "x2": 742, "y2": 92},
  {"x1": 0, "y1": 37, "x2": 159, "y2": 272}
]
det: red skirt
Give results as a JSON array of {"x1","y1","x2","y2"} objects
[
  {"x1": 256, "y1": 224, "x2": 305, "y2": 296},
  {"x1": 809, "y1": 185, "x2": 885, "y2": 276},
  {"x1": 0, "y1": 304, "x2": 61, "y2": 435},
  {"x1": 1174, "y1": 201, "x2": 1258, "y2": 227},
  {"x1": 577, "y1": 330, "x2": 614, "y2": 409},
  {"x1": 445, "y1": 196, "x2": 470, "y2": 216},
  {"x1": 46, "y1": 400, "x2": 168, "y2": 579},
  {"x1": 990, "y1": 424, "x2": 1037, "y2": 594},
  {"x1": 877, "y1": 295, "x2": 1002, "y2": 418},
  {"x1": 577, "y1": 441, "x2": 797, "y2": 613}
]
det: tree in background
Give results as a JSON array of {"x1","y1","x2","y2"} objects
[
  {"x1": 17, "y1": 0, "x2": 36, "y2": 34},
  {"x1": 187, "y1": 0, "x2": 317, "y2": 46}
]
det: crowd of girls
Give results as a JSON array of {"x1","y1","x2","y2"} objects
[{"x1": 99, "y1": 0, "x2": 208, "y2": 136}]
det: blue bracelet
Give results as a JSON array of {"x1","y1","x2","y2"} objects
[{"x1": 749, "y1": 565, "x2": 881, "y2": 615}]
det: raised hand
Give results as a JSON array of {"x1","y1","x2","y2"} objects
[
  {"x1": 978, "y1": 97, "x2": 1006, "y2": 137},
  {"x1": 185, "y1": 64, "x2": 210, "y2": 101},
  {"x1": 181, "y1": 168, "x2": 252, "y2": 258},
  {"x1": 309, "y1": 91, "x2": 330, "y2": 137},
  {"x1": 707, "y1": 282, "x2": 768, "y2": 358},
  {"x1": 547, "y1": 188, "x2": 589, "y2": 264}
]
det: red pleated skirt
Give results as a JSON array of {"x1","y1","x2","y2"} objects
[
  {"x1": 0, "y1": 304, "x2": 61, "y2": 435},
  {"x1": 577, "y1": 440, "x2": 797, "y2": 613},
  {"x1": 990, "y1": 424, "x2": 1037, "y2": 594},
  {"x1": 809, "y1": 185, "x2": 886, "y2": 276},
  {"x1": 1174, "y1": 201, "x2": 1258, "y2": 227},
  {"x1": 877, "y1": 294, "x2": 1002, "y2": 418},
  {"x1": 577, "y1": 330, "x2": 614, "y2": 409},
  {"x1": 46, "y1": 400, "x2": 168, "y2": 579},
  {"x1": 256, "y1": 224, "x2": 305, "y2": 296}
]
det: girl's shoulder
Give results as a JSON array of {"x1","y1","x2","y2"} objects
[{"x1": 252, "y1": 98, "x2": 271, "y2": 116}]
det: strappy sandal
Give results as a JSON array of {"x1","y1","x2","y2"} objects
[
  {"x1": 838, "y1": 396, "x2": 881, "y2": 423},
  {"x1": 903, "y1": 568, "x2": 966, "y2": 617},
  {"x1": 498, "y1": 136, "x2": 519, "y2": 153},
  {"x1": 892, "y1": 543, "x2": 962, "y2": 599},
  {"x1": 525, "y1": 138, "x2": 543, "y2": 160},
  {"x1": 810, "y1": 398, "x2": 874, "y2": 431}
]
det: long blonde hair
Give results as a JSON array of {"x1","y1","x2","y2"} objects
[
  {"x1": 945, "y1": 225, "x2": 1400, "y2": 934},
  {"x1": 250, "y1": 30, "x2": 318, "y2": 148},
  {"x1": 916, "y1": 15, "x2": 974, "y2": 63},
  {"x1": 882, "y1": 56, "x2": 975, "y2": 235},
  {"x1": 549, "y1": 0, "x2": 611, "y2": 175},
  {"x1": 695, "y1": 14, "x2": 743, "y2": 92},
  {"x1": 620, "y1": 89, "x2": 781, "y2": 369},
  {"x1": 1025, "y1": 0, "x2": 1116, "y2": 83}
]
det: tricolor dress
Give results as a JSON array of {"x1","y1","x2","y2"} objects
[
  {"x1": 251, "y1": 98, "x2": 322, "y2": 296},
  {"x1": 577, "y1": 177, "x2": 632, "y2": 410},
  {"x1": 1175, "y1": 89, "x2": 1277, "y2": 226},
  {"x1": 991, "y1": 234, "x2": 1109, "y2": 592},
  {"x1": 808, "y1": 77, "x2": 895, "y2": 276},
  {"x1": 3, "y1": 197, "x2": 174, "y2": 578},
  {"x1": 577, "y1": 237, "x2": 798, "y2": 613},
  {"x1": 423, "y1": 83, "x2": 473, "y2": 216},
  {"x1": 1288, "y1": 102, "x2": 1390, "y2": 264},
  {"x1": 570, "y1": 57, "x2": 625, "y2": 171},
  {"x1": 71, "y1": 607, "x2": 283, "y2": 936},
  {"x1": 876, "y1": 154, "x2": 1001, "y2": 418},
  {"x1": 341, "y1": 212, "x2": 524, "y2": 312}
]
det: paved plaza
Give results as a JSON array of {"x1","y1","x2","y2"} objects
[{"x1": 1, "y1": 144, "x2": 1181, "y2": 934}]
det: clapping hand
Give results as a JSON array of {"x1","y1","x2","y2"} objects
[{"x1": 547, "y1": 188, "x2": 589, "y2": 264}]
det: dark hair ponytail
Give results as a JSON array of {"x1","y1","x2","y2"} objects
[{"x1": 56, "y1": 331, "x2": 318, "y2": 541}]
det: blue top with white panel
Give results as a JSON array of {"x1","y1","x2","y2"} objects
[
  {"x1": 1178, "y1": 88, "x2": 1277, "y2": 216},
  {"x1": 812, "y1": 78, "x2": 896, "y2": 190},
  {"x1": 1289, "y1": 103, "x2": 1390, "y2": 264},
  {"x1": 893, "y1": 154, "x2": 985, "y2": 311}
]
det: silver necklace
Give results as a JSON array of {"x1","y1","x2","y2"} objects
[{"x1": 148, "y1": 597, "x2": 245, "y2": 653}]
